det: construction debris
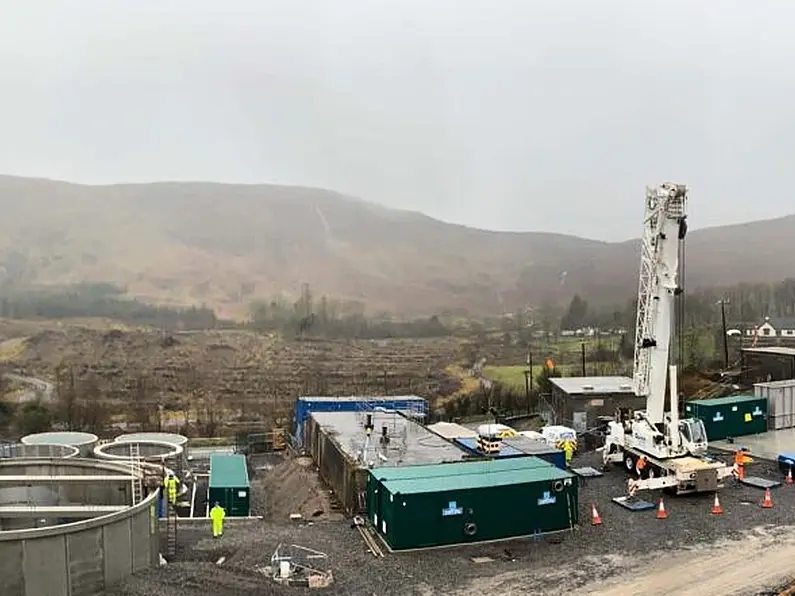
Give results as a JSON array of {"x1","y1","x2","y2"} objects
[
  {"x1": 270, "y1": 543, "x2": 334, "y2": 588},
  {"x1": 352, "y1": 515, "x2": 385, "y2": 558}
]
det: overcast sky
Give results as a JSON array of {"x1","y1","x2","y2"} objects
[{"x1": 2, "y1": 1, "x2": 793, "y2": 240}]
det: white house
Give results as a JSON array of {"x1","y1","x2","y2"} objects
[{"x1": 746, "y1": 317, "x2": 795, "y2": 338}]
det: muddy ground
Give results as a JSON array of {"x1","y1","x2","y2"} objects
[{"x1": 106, "y1": 451, "x2": 795, "y2": 596}]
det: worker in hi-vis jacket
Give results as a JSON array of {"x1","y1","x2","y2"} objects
[
  {"x1": 561, "y1": 438, "x2": 575, "y2": 465},
  {"x1": 210, "y1": 502, "x2": 226, "y2": 538},
  {"x1": 163, "y1": 472, "x2": 180, "y2": 506}
]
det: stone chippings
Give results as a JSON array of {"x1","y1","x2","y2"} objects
[{"x1": 104, "y1": 451, "x2": 795, "y2": 596}]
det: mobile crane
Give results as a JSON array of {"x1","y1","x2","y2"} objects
[{"x1": 602, "y1": 183, "x2": 733, "y2": 494}]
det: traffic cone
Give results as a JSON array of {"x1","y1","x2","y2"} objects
[
  {"x1": 738, "y1": 464, "x2": 745, "y2": 481},
  {"x1": 711, "y1": 493, "x2": 723, "y2": 515},
  {"x1": 787, "y1": 468, "x2": 793, "y2": 485},
  {"x1": 656, "y1": 498, "x2": 668, "y2": 519},
  {"x1": 591, "y1": 504, "x2": 602, "y2": 526},
  {"x1": 762, "y1": 488, "x2": 773, "y2": 508}
]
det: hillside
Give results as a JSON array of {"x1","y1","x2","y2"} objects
[{"x1": 0, "y1": 175, "x2": 793, "y2": 318}]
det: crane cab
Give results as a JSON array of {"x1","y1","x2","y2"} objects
[{"x1": 677, "y1": 418, "x2": 708, "y2": 456}]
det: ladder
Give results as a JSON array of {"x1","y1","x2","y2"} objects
[
  {"x1": 165, "y1": 500, "x2": 177, "y2": 558},
  {"x1": 128, "y1": 443, "x2": 144, "y2": 505}
]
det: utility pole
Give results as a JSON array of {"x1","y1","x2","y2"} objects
[
  {"x1": 718, "y1": 299, "x2": 729, "y2": 369},
  {"x1": 581, "y1": 342, "x2": 587, "y2": 376},
  {"x1": 524, "y1": 346, "x2": 533, "y2": 413}
]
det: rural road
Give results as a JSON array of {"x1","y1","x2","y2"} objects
[{"x1": 1, "y1": 372, "x2": 54, "y2": 403}]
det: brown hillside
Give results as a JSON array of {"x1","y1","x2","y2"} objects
[{"x1": 0, "y1": 175, "x2": 792, "y2": 318}]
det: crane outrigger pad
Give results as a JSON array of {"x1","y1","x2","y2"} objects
[
  {"x1": 571, "y1": 467, "x2": 604, "y2": 478},
  {"x1": 739, "y1": 476, "x2": 781, "y2": 490},
  {"x1": 612, "y1": 495, "x2": 656, "y2": 511}
]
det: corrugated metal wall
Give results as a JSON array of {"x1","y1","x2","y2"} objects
[{"x1": 755, "y1": 380, "x2": 795, "y2": 430}]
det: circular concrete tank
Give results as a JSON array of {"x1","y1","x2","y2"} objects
[
  {"x1": 94, "y1": 440, "x2": 184, "y2": 464},
  {"x1": 0, "y1": 458, "x2": 159, "y2": 596},
  {"x1": 115, "y1": 432, "x2": 188, "y2": 450},
  {"x1": 21, "y1": 431, "x2": 99, "y2": 458},
  {"x1": 0, "y1": 443, "x2": 79, "y2": 459}
]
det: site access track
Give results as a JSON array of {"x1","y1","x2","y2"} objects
[{"x1": 582, "y1": 525, "x2": 795, "y2": 596}]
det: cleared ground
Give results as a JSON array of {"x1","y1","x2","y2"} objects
[{"x1": 105, "y1": 451, "x2": 795, "y2": 595}]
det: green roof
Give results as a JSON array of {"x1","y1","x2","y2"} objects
[
  {"x1": 381, "y1": 461, "x2": 572, "y2": 494},
  {"x1": 209, "y1": 454, "x2": 250, "y2": 488},
  {"x1": 687, "y1": 395, "x2": 762, "y2": 407},
  {"x1": 370, "y1": 457, "x2": 555, "y2": 483}
]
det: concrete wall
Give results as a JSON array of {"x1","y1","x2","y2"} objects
[
  {"x1": 0, "y1": 488, "x2": 159, "y2": 596},
  {"x1": 94, "y1": 440, "x2": 183, "y2": 464},
  {"x1": 549, "y1": 387, "x2": 646, "y2": 434},
  {"x1": 0, "y1": 459, "x2": 132, "y2": 523},
  {"x1": 305, "y1": 415, "x2": 366, "y2": 513},
  {"x1": 0, "y1": 444, "x2": 80, "y2": 459}
]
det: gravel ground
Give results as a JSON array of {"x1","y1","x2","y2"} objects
[{"x1": 105, "y1": 451, "x2": 795, "y2": 596}]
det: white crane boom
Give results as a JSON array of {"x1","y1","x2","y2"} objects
[
  {"x1": 602, "y1": 183, "x2": 733, "y2": 495},
  {"x1": 632, "y1": 183, "x2": 688, "y2": 423}
]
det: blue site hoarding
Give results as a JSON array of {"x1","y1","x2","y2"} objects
[{"x1": 292, "y1": 395, "x2": 427, "y2": 448}]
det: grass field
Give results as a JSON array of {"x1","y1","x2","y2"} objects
[{"x1": 483, "y1": 364, "x2": 576, "y2": 390}]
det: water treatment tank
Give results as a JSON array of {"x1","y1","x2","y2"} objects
[
  {"x1": 21, "y1": 431, "x2": 99, "y2": 458},
  {"x1": 115, "y1": 432, "x2": 189, "y2": 459},
  {"x1": 94, "y1": 439, "x2": 184, "y2": 464},
  {"x1": 115, "y1": 432, "x2": 188, "y2": 452},
  {"x1": 0, "y1": 442, "x2": 80, "y2": 459}
]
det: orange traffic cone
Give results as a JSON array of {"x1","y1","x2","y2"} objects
[
  {"x1": 762, "y1": 488, "x2": 773, "y2": 508},
  {"x1": 738, "y1": 464, "x2": 745, "y2": 481},
  {"x1": 787, "y1": 468, "x2": 793, "y2": 485},
  {"x1": 591, "y1": 504, "x2": 602, "y2": 526},
  {"x1": 711, "y1": 493, "x2": 723, "y2": 515},
  {"x1": 656, "y1": 498, "x2": 668, "y2": 519}
]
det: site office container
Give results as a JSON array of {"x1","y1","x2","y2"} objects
[
  {"x1": 685, "y1": 395, "x2": 768, "y2": 441},
  {"x1": 367, "y1": 458, "x2": 578, "y2": 550},
  {"x1": 754, "y1": 380, "x2": 795, "y2": 430},
  {"x1": 208, "y1": 454, "x2": 251, "y2": 517}
]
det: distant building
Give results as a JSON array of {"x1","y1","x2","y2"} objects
[
  {"x1": 743, "y1": 317, "x2": 795, "y2": 339},
  {"x1": 546, "y1": 376, "x2": 644, "y2": 434},
  {"x1": 559, "y1": 327, "x2": 627, "y2": 338}
]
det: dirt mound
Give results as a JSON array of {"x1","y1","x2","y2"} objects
[{"x1": 257, "y1": 454, "x2": 341, "y2": 522}]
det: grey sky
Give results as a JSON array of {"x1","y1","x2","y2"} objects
[{"x1": 1, "y1": 1, "x2": 793, "y2": 240}]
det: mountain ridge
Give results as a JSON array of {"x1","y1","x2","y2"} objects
[{"x1": 0, "y1": 175, "x2": 793, "y2": 319}]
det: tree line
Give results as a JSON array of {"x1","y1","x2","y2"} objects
[
  {"x1": 248, "y1": 283, "x2": 450, "y2": 339},
  {"x1": 0, "y1": 283, "x2": 218, "y2": 330},
  {"x1": 4, "y1": 277, "x2": 795, "y2": 343},
  {"x1": 557, "y1": 278, "x2": 795, "y2": 332}
]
